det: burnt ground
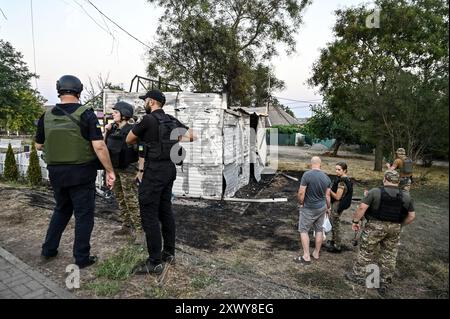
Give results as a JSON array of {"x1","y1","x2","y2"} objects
[{"x1": 0, "y1": 164, "x2": 448, "y2": 299}]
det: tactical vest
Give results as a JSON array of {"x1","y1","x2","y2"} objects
[
  {"x1": 331, "y1": 177, "x2": 353, "y2": 213},
  {"x1": 401, "y1": 158, "x2": 413, "y2": 175},
  {"x1": 145, "y1": 112, "x2": 185, "y2": 165},
  {"x1": 43, "y1": 105, "x2": 97, "y2": 165},
  {"x1": 367, "y1": 187, "x2": 407, "y2": 223},
  {"x1": 106, "y1": 123, "x2": 138, "y2": 169}
]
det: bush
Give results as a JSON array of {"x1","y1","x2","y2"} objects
[
  {"x1": 3, "y1": 143, "x2": 19, "y2": 181},
  {"x1": 27, "y1": 142, "x2": 42, "y2": 186}
]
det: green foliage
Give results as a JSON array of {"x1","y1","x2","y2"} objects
[
  {"x1": 146, "y1": 0, "x2": 310, "y2": 106},
  {"x1": 95, "y1": 245, "x2": 146, "y2": 281},
  {"x1": 27, "y1": 142, "x2": 42, "y2": 186},
  {"x1": 3, "y1": 143, "x2": 19, "y2": 181},
  {"x1": 190, "y1": 273, "x2": 217, "y2": 289},
  {"x1": 0, "y1": 40, "x2": 45, "y2": 133},
  {"x1": 303, "y1": 104, "x2": 361, "y2": 145},
  {"x1": 309, "y1": 0, "x2": 448, "y2": 166},
  {"x1": 270, "y1": 125, "x2": 302, "y2": 135},
  {"x1": 86, "y1": 280, "x2": 121, "y2": 297}
]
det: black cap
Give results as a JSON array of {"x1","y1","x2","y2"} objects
[{"x1": 139, "y1": 89, "x2": 166, "y2": 106}]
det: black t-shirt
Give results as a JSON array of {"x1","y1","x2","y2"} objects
[
  {"x1": 35, "y1": 103, "x2": 104, "y2": 188},
  {"x1": 132, "y1": 109, "x2": 189, "y2": 144}
]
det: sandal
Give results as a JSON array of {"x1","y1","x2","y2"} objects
[{"x1": 293, "y1": 256, "x2": 311, "y2": 265}]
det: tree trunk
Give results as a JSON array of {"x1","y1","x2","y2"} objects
[
  {"x1": 374, "y1": 137, "x2": 384, "y2": 171},
  {"x1": 332, "y1": 140, "x2": 342, "y2": 157}
]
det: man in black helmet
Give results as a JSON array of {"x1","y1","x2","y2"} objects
[
  {"x1": 126, "y1": 89, "x2": 196, "y2": 275},
  {"x1": 35, "y1": 75, "x2": 116, "y2": 269}
]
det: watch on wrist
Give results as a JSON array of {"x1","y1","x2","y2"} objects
[{"x1": 352, "y1": 220, "x2": 360, "y2": 224}]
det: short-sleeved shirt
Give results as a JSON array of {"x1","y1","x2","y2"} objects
[
  {"x1": 132, "y1": 109, "x2": 188, "y2": 145},
  {"x1": 332, "y1": 180, "x2": 348, "y2": 212},
  {"x1": 362, "y1": 186, "x2": 415, "y2": 214},
  {"x1": 35, "y1": 103, "x2": 103, "y2": 188},
  {"x1": 300, "y1": 169, "x2": 332, "y2": 209}
]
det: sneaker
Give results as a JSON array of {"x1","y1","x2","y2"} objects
[
  {"x1": 162, "y1": 252, "x2": 175, "y2": 265},
  {"x1": 323, "y1": 240, "x2": 335, "y2": 250},
  {"x1": 133, "y1": 260, "x2": 164, "y2": 275},
  {"x1": 326, "y1": 245, "x2": 342, "y2": 253},
  {"x1": 76, "y1": 256, "x2": 98, "y2": 269}
]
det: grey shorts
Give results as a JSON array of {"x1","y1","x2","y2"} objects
[{"x1": 298, "y1": 206, "x2": 327, "y2": 233}]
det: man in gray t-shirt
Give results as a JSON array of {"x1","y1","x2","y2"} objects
[{"x1": 294, "y1": 156, "x2": 331, "y2": 265}]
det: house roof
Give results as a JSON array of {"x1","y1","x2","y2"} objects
[{"x1": 244, "y1": 105, "x2": 301, "y2": 126}]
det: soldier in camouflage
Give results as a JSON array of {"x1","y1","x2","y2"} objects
[
  {"x1": 386, "y1": 148, "x2": 413, "y2": 191},
  {"x1": 105, "y1": 102, "x2": 143, "y2": 242},
  {"x1": 345, "y1": 170, "x2": 416, "y2": 293}
]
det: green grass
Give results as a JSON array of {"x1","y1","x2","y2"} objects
[
  {"x1": 294, "y1": 270, "x2": 350, "y2": 295},
  {"x1": 190, "y1": 273, "x2": 217, "y2": 289},
  {"x1": 86, "y1": 280, "x2": 121, "y2": 297},
  {"x1": 95, "y1": 245, "x2": 146, "y2": 280},
  {"x1": 145, "y1": 286, "x2": 170, "y2": 299}
]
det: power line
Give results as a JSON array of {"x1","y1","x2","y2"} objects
[
  {"x1": 0, "y1": 7, "x2": 7, "y2": 20},
  {"x1": 30, "y1": 0, "x2": 38, "y2": 89},
  {"x1": 73, "y1": 0, "x2": 116, "y2": 40},
  {"x1": 85, "y1": 0, "x2": 151, "y2": 50},
  {"x1": 273, "y1": 96, "x2": 323, "y2": 103}
]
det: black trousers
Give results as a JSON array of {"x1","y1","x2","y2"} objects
[
  {"x1": 41, "y1": 182, "x2": 96, "y2": 264},
  {"x1": 138, "y1": 161, "x2": 177, "y2": 264}
]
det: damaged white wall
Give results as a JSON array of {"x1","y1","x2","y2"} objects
[{"x1": 103, "y1": 90, "x2": 267, "y2": 198}]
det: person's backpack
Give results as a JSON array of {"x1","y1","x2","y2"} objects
[
  {"x1": 401, "y1": 158, "x2": 413, "y2": 175},
  {"x1": 146, "y1": 112, "x2": 185, "y2": 165},
  {"x1": 331, "y1": 177, "x2": 353, "y2": 213}
]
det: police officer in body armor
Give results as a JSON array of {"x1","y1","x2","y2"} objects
[
  {"x1": 35, "y1": 75, "x2": 115, "y2": 269},
  {"x1": 126, "y1": 89, "x2": 196, "y2": 275},
  {"x1": 105, "y1": 102, "x2": 142, "y2": 240},
  {"x1": 386, "y1": 148, "x2": 414, "y2": 191},
  {"x1": 345, "y1": 170, "x2": 416, "y2": 294}
]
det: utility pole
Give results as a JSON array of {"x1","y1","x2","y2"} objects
[{"x1": 266, "y1": 67, "x2": 271, "y2": 115}]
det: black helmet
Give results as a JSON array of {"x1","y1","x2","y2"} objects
[
  {"x1": 56, "y1": 75, "x2": 83, "y2": 95},
  {"x1": 112, "y1": 101, "x2": 134, "y2": 118}
]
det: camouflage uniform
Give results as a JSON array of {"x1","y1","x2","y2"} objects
[
  {"x1": 350, "y1": 170, "x2": 415, "y2": 287},
  {"x1": 352, "y1": 220, "x2": 402, "y2": 285},
  {"x1": 399, "y1": 177, "x2": 412, "y2": 192},
  {"x1": 394, "y1": 148, "x2": 412, "y2": 192},
  {"x1": 113, "y1": 166, "x2": 141, "y2": 230},
  {"x1": 329, "y1": 181, "x2": 347, "y2": 249}
]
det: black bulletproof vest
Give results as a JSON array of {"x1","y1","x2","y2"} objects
[
  {"x1": 367, "y1": 187, "x2": 406, "y2": 223},
  {"x1": 145, "y1": 112, "x2": 184, "y2": 164},
  {"x1": 331, "y1": 177, "x2": 353, "y2": 213},
  {"x1": 106, "y1": 123, "x2": 138, "y2": 169}
]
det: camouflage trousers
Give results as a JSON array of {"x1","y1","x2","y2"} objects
[
  {"x1": 113, "y1": 168, "x2": 141, "y2": 230},
  {"x1": 329, "y1": 203, "x2": 343, "y2": 248},
  {"x1": 399, "y1": 177, "x2": 412, "y2": 192},
  {"x1": 352, "y1": 219, "x2": 402, "y2": 285}
]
